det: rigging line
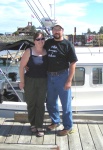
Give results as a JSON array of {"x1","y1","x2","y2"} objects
[
  {"x1": 32, "y1": 0, "x2": 45, "y2": 18},
  {"x1": 6, "y1": 43, "x2": 25, "y2": 72},
  {"x1": 37, "y1": 0, "x2": 54, "y2": 25},
  {"x1": 25, "y1": 0, "x2": 51, "y2": 36},
  {"x1": 25, "y1": 0, "x2": 42, "y2": 24},
  {"x1": 45, "y1": 28, "x2": 51, "y2": 36},
  {"x1": 25, "y1": 0, "x2": 43, "y2": 26}
]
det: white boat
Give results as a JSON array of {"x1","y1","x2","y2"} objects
[
  {"x1": 71, "y1": 47, "x2": 103, "y2": 112},
  {"x1": 0, "y1": 41, "x2": 103, "y2": 117}
]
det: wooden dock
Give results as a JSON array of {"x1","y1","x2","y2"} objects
[{"x1": 0, "y1": 114, "x2": 103, "y2": 150}]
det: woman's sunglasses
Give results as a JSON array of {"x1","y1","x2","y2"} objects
[{"x1": 35, "y1": 38, "x2": 45, "y2": 41}]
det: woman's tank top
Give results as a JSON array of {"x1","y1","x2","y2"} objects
[{"x1": 25, "y1": 48, "x2": 48, "y2": 78}]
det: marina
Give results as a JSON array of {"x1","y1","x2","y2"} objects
[
  {"x1": 0, "y1": 0, "x2": 103, "y2": 150},
  {"x1": 0, "y1": 3, "x2": 103, "y2": 148},
  {"x1": 0, "y1": 44, "x2": 103, "y2": 149}
]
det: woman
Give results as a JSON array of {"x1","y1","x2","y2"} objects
[{"x1": 19, "y1": 31, "x2": 47, "y2": 137}]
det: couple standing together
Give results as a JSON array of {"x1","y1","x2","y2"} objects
[{"x1": 19, "y1": 23, "x2": 78, "y2": 137}]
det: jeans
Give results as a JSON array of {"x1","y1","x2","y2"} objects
[{"x1": 47, "y1": 70, "x2": 73, "y2": 130}]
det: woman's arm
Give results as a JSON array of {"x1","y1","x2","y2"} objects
[{"x1": 19, "y1": 49, "x2": 30, "y2": 89}]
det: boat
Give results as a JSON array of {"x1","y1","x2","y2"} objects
[
  {"x1": 72, "y1": 47, "x2": 103, "y2": 112},
  {"x1": 0, "y1": 40, "x2": 34, "y2": 117},
  {"x1": 0, "y1": 39, "x2": 103, "y2": 118}
]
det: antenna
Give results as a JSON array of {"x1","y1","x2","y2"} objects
[{"x1": 88, "y1": 47, "x2": 92, "y2": 55}]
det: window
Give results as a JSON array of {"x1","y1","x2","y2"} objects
[
  {"x1": 92, "y1": 68, "x2": 102, "y2": 84},
  {"x1": 72, "y1": 67, "x2": 85, "y2": 86}
]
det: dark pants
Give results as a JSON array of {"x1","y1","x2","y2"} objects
[{"x1": 24, "y1": 76, "x2": 47, "y2": 128}]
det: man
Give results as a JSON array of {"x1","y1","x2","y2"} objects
[{"x1": 44, "y1": 23, "x2": 78, "y2": 136}]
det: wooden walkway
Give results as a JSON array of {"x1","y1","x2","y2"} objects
[{"x1": 0, "y1": 115, "x2": 103, "y2": 150}]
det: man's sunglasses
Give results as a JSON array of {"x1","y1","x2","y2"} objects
[{"x1": 35, "y1": 38, "x2": 45, "y2": 41}]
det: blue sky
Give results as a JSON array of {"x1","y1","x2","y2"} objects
[{"x1": 0, "y1": 0, "x2": 103, "y2": 35}]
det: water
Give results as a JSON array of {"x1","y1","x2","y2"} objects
[
  {"x1": 0, "y1": 50, "x2": 20, "y2": 80},
  {"x1": 0, "y1": 63, "x2": 20, "y2": 80},
  {"x1": 0, "y1": 50, "x2": 17, "y2": 55}
]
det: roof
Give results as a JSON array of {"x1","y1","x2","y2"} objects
[
  {"x1": 76, "y1": 53, "x2": 103, "y2": 65},
  {"x1": 75, "y1": 46, "x2": 103, "y2": 54},
  {"x1": 0, "y1": 40, "x2": 34, "y2": 51},
  {"x1": 75, "y1": 47, "x2": 103, "y2": 65}
]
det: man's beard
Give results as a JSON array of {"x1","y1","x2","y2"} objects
[{"x1": 53, "y1": 33, "x2": 61, "y2": 39}]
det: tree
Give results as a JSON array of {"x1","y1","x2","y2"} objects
[
  {"x1": 13, "y1": 31, "x2": 19, "y2": 35},
  {"x1": 87, "y1": 28, "x2": 91, "y2": 34},
  {"x1": 99, "y1": 26, "x2": 103, "y2": 34},
  {"x1": 92, "y1": 31, "x2": 96, "y2": 34},
  {"x1": 30, "y1": 26, "x2": 36, "y2": 35}
]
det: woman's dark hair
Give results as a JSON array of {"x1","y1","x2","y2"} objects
[{"x1": 33, "y1": 30, "x2": 45, "y2": 41}]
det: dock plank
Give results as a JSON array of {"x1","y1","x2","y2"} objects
[
  {"x1": 0, "y1": 143, "x2": 59, "y2": 150},
  {"x1": 0, "y1": 118, "x2": 5, "y2": 125},
  {"x1": 78, "y1": 124, "x2": 96, "y2": 150},
  {"x1": 18, "y1": 123, "x2": 32, "y2": 144},
  {"x1": 56, "y1": 124, "x2": 69, "y2": 150},
  {"x1": 31, "y1": 134, "x2": 43, "y2": 145},
  {"x1": 56, "y1": 135, "x2": 69, "y2": 150},
  {"x1": 98, "y1": 124, "x2": 103, "y2": 135},
  {"x1": 0, "y1": 117, "x2": 103, "y2": 150},
  {"x1": 88, "y1": 124, "x2": 103, "y2": 150},
  {"x1": 43, "y1": 122, "x2": 56, "y2": 145},
  {"x1": 68, "y1": 124, "x2": 82, "y2": 150},
  {"x1": 31, "y1": 122, "x2": 46, "y2": 144},
  {"x1": 0, "y1": 119, "x2": 13, "y2": 143},
  {"x1": 5, "y1": 121, "x2": 23, "y2": 144}
]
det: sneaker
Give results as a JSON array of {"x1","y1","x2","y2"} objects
[
  {"x1": 47, "y1": 123, "x2": 60, "y2": 131},
  {"x1": 58, "y1": 128, "x2": 75, "y2": 136}
]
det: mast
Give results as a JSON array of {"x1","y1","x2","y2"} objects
[
  {"x1": 73, "y1": 27, "x2": 76, "y2": 45},
  {"x1": 54, "y1": 0, "x2": 55, "y2": 20}
]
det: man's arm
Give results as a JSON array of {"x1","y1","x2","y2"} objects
[{"x1": 64, "y1": 62, "x2": 76, "y2": 90}]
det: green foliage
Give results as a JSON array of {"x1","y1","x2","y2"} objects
[
  {"x1": 87, "y1": 28, "x2": 91, "y2": 34},
  {"x1": 99, "y1": 26, "x2": 103, "y2": 34},
  {"x1": 13, "y1": 31, "x2": 19, "y2": 35},
  {"x1": 86, "y1": 26, "x2": 103, "y2": 34},
  {"x1": 30, "y1": 26, "x2": 36, "y2": 35}
]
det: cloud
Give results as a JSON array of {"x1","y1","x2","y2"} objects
[
  {"x1": 0, "y1": 0, "x2": 102, "y2": 35},
  {"x1": 0, "y1": 0, "x2": 33, "y2": 33},
  {"x1": 95, "y1": 0, "x2": 103, "y2": 3}
]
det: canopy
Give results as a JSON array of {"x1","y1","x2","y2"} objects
[{"x1": 0, "y1": 40, "x2": 34, "y2": 51}]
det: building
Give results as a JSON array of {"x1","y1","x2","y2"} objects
[{"x1": 17, "y1": 22, "x2": 35, "y2": 35}]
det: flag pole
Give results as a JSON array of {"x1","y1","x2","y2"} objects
[{"x1": 31, "y1": 14, "x2": 32, "y2": 22}]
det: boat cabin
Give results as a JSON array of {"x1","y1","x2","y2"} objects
[{"x1": 71, "y1": 47, "x2": 103, "y2": 112}]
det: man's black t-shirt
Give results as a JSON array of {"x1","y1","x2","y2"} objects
[{"x1": 44, "y1": 38, "x2": 78, "y2": 72}]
